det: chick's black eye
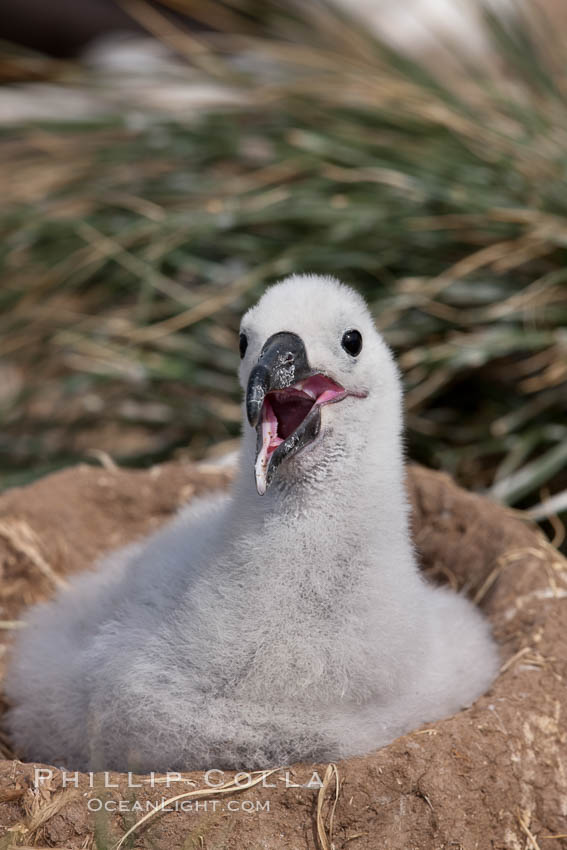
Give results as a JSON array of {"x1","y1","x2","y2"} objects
[
  {"x1": 239, "y1": 332, "x2": 248, "y2": 359},
  {"x1": 341, "y1": 329, "x2": 362, "y2": 357}
]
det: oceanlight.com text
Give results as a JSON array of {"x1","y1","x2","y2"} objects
[{"x1": 87, "y1": 798, "x2": 271, "y2": 813}]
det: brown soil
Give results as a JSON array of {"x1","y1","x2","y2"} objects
[{"x1": 0, "y1": 462, "x2": 566, "y2": 849}]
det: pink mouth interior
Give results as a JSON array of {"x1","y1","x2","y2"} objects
[{"x1": 261, "y1": 374, "x2": 346, "y2": 457}]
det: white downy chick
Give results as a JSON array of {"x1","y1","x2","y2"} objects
[{"x1": 5, "y1": 275, "x2": 499, "y2": 771}]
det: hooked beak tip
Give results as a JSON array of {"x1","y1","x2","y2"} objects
[
  {"x1": 247, "y1": 407, "x2": 260, "y2": 428},
  {"x1": 246, "y1": 364, "x2": 270, "y2": 427}
]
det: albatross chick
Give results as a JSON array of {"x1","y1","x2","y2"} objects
[{"x1": 5, "y1": 275, "x2": 499, "y2": 771}]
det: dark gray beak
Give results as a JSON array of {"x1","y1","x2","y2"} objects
[{"x1": 246, "y1": 332, "x2": 312, "y2": 427}]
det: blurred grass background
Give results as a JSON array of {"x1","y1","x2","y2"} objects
[{"x1": 0, "y1": 1, "x2": 566, "y2": 543}]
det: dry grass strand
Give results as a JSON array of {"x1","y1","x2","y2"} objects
[
  {"x1": 0, "y1": 519, "x2": 67, "y2": 590},
  {"x1": 316, "y1": 763, "x2": 340, "y2": 850},
  {"x1": 114, "y1": 768, "x2": 280, "y2": 850}
]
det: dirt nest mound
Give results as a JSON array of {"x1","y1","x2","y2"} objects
[{"x1": 0, "y1": 462, "x2": 565, "y2": 849}]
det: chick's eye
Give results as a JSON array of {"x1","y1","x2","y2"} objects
[
  {"x1": 341, "y1": 329, "x2": 362, "y2": 357},
  {"x1": 239, "y1": 332, "x2": 248, "y2": 359}
]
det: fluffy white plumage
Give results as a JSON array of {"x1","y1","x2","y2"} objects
[{"x1": 5, "y1": 275, "x2": 498, "y2": 772}]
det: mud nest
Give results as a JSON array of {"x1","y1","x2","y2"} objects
[{"x1": 0, "y1": 462, "x2": 565, "y2": 849}]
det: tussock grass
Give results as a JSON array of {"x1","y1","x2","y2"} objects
[{"x1": 0, "y1": 2, "x2": 565, "y2": 536}]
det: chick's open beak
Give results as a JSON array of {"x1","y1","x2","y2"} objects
[{"x1": 246, "y1": 332, "x2": 347, "y2": 495}]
